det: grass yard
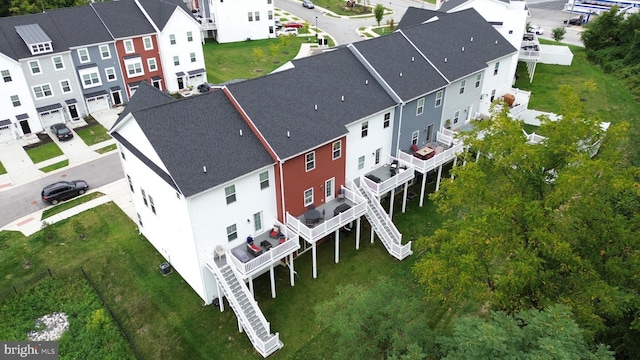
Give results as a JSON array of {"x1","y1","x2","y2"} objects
[
  {"x1": 24, "y1": 141, "x2": 63, "y2": 164},
  {"x1": 41, "y1": 192, "x2": 104, "y2": 220},
  {"x1": 39, "y1": 159, "x2": 68, "y2": 173},
  {"x1": 0, "y1": 161, "x2": 6, "y2": 175},
  {"x1": 95, "y1": 143, "x2": 117, "y2": 154},
  {"x1": 74, "y1": 124, "x2": 111, "y2": 146},
  {"x1": 204, "y1": 37, "x2": 318, "y2": 84}
]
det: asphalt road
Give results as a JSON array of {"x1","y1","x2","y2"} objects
[
  {"x1": 527, "y1": 0, "x2": 585, "y2": 46},
  {"x1": 0, "y1": 153, "x2": 124, "y2": 228}
]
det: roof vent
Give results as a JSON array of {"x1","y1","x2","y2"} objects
[
  {"x1": 411, "y1": 56, "x2": 415, "y2": 62},
  {"x1": 314, "y1": 104, "x2": 318, "y2": 111},
  {"x1": 239, "y1": 129, "x2": 243, "y2": 136},
  {"x1": 462, "y1": 46, "x2": 465, "y2": 52},
  {"x1": 341, "y1": 95, "x2": 344, "y2": 102},
  {"x1": 495, "y1": 40, "x2": 498, "y2": 45},
  {"x1": 287, "y1": 131, "x2": 290, "y2": 138},
  {"x1": 399, "y1": 72, "x2": 403, "y2": 77},
  {"x1": 365, "y1": 79, "x2": 368, "y2": 85},
  {"x1": 203, "y1": 166, "x2": 207, "y2": 173},
  {"x1": 470, "y1": 36, "x2": 473, "y2": 42},
  {"x1": 444, "y1": 57, "x2": 447, "y2": 63}
]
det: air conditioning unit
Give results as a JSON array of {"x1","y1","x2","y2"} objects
[{"x1": 159, "y1": 262, "x2": 173, "y2": 276}]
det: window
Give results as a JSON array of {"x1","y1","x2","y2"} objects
[
  {"x1": 332, "y1": 140, "x2": 341, "y2": 160},
  {"x1": 453, "y1": 110, "x2": 460, "y2": 124},
  {"x1": 383, "y1": 112, "x2": 390, "y2": 128},
  {"x1": 255, "y1": 11, "x2": 260, "y2": 21},
  {"x1": 105, "y1": 67, "x2": 116, "y2": 81},
  {"x1": 411, "y1": 130, "x2": 419, "y2": 145},
  {"x1": 60, "y1": 80, "x2": 71, "y2": 93},
  {"x1": 225, "y1": 185, "x2": 236, "y2": 204},
  {"x1": 99, "y1": 45, "x2": 111, "y2": 59},
  {"x1": 416, "y1": 97, "x2": 425, "y2": 115},
  {"x1": 226, "y1": 224, "x2": 238, "y2": 241},
  {"x1": 253, "y1": 212, "x2": 262, "y2": 232},
  {"x1": 508, "y1": 30, "x2": 513, "y2": 34},
  {"x1": 29, "y1": 61, "x2": 41, "y2": 75},
  {"x1": 268, "y1": 10, "x2": 273, "y2": 20},
  {"x1": 81, "y1": 72, "x2": 101, "y2": 87},
  {"x1": 358, "y1": 156, "x2": 365, "y2": 170},
  {"x1": 361, "y1": 121, "x2": 368, "y2": 138},
  {"x1": 147, "y1": 58, "x2": 157, "y2": 72},
  {"x1": 124, "y1": 40, "x2": 134, "y2": 53},
  {"x1": 141, "y1": 188, "x2": 148, "y2": 206},
  {"x1": 52, "y1": 56, "x2": 64, "y2": 70},
  {"x1": 304, "y1": 188, "x2": 313, "y2": 207},
  {"x1": 30, "y1": 42, "x2": 51, "y2": 54},
  {"x1": 494, "y1": 62, "x2": 500, "y2": 76},
  {"x1": 475, "y1": 73, "x2": 482, "y2": 88},
  {"x1": 269, "y1": 26, "x2": 274, "y2": 34},
  {"x1": 187, "y1": 31, "x2": 193, "y2": 42},
  {"x1": 491, "y1": 89, "x2": 496, "y2": 102},
  {"x1": 33, "y1": 84, "x2": 53, "y2": 98},
  {"x1": 149, "y1": 195, "x2": 156, "y2": 214},
  {"x1": 126, "y1": 60, "x2": 144, "y2": 77},
  {"x1": 426, "y1": 124, "x2": 433, "y2": 142},
  {"x1": 143, "y1": 36, "x2": 153, "y2": 50},
  {"x1": 137, "y1": 213, "x2": 143, "y2": 227},
  {"x1": 375, "y1": 148, "x2": 381, "y2": 165},
  {"x1": 259, "y1": 171, "x2": 269, "y2": 189},
  {"x1": 190, "y1": 52, "x2": 196, "y2": 63},
  {"x1": 11, "y1": 95, "x2": 20, "y2": 107},
  {"x1": 127, "y1": 175, "x2": 134, "y2": 192},
  {"x1": 459, "y1": 80, "x2": 466, "y2": 95},
  {"x1": 267, "y1": 0, "x2": 272, "y2": 3},
  {"x1": 1, "y1": 70, "x2": 11, "y2": 82},
  {"x1": 435, "y1": 90, "x2": 443, "y2": 107},
  {"x1": 78, "y1": 48, "x2": 90, "y2": 62},
  {"x1": 305, "y1": 151, "x2": 315, "y2": 171},
  {"x1": 176, "y1": 192, "x2": 180, "y2": 199},
  {"x1": 169, "y1": 34, "x2": 176, "y2": 45},
  {"x1": 248, "y1": 12, "x2": 253, "y2": 21},
  {"x1": 121, "y1": 151, "x2": 126, "y2": 160},
  {"x1": 173, "y1": 56, "x2": 180, "y2": 66}
]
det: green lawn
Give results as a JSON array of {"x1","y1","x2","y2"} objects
[
  {"x1": 0, "y1": 161, "x2": 6, "y2": 175},
  {"x1": 39, "y1": 159, "x2": 68, "y2": 173},
  {"x1": 95, "y1": 143, "x2": 117, "y2": 154},
  {"x1": 74, "y1": 124, "x2": 111, "y2": 146},
  {"x1": 41, "y1": 192, "x2": 104, "y2": 220},
  {"x1": 25, "y1": 141, "x2": 63, "y2": 164}
]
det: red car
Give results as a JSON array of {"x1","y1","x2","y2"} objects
[{"x1": 284, "y1": 21, "x2": 303, "y2": 28}]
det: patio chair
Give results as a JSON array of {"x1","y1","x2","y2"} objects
[
  {"x1": 214, "y1": 244, "x2": 225, "y2": 260},
  {"x1": 305, "y1": 218, "x2": 315, "y2": 227}
]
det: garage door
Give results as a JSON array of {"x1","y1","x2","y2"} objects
[
  {"x1": 87, "y1": 95, "x2": 109, "y2": 114},
  {"x1": 40, "y1": 109, "x2": 64, "y2": 128},
  {"x1": 0, "y1": 122, "x2": 14, "y2": 143}
]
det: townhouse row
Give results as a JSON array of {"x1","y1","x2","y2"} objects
[{"x1": 0, "y1": 0, "x2": 205, "y2": 143}]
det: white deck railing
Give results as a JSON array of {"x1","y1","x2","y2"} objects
[
  {"x1": 227, "y1": 238, "x2": 300, "y2": 278},
  {"x1": 397, "y1": 141, "x2": 464, "y2": 174},
  {"x1": 438, "y1": 129, "x2": 456, "y2": 146},
  {"x1": 361, "y1": 164, "x2": 415, "y2": 196}
]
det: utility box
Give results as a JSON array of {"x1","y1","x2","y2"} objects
[{"x1": 159, "y1": 262, "x2": 173, "y2": 276}]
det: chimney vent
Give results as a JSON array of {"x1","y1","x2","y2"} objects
[
  {"x1": 341, "y1": 95, "x2": 344, "y2": 102},
  {"x1": 287, "y1": 131, "x2": 290, "y2": 138},
  {"x1": 239, "y1": 129, "x2": 243, "y2": 136},
  {"x1": 444, "y1": 57, "x2": 447, "y2": 63},
  {"x1": 314, "y1": 104, "x2": 318, "y2": 111},
  {"x1": 203, "y1": 166, "x2": 207, "y2": 173},
  {"x1": 411, "y1": 56, "x2": 415, "y2": 62}
]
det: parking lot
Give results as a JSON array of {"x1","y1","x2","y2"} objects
[{"x1": 527, "y1": 0, "x2": 586, "y2": 46}]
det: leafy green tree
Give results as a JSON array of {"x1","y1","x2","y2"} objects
[
  {"x1": 413, "y1": 86, "x2": 640, "y2": 357},
  {"x1": 374, "y1": 4, "x2": 385, "y2": 27},
  {"x1": 315, "y1": 277, "x2": 436, "y2": 359},
  {"x1": 438, "y1": 305, "x2": 614, "y2": 359},
  {"x1": 552, "y1": 27, "x2": 566, "y2": 42},
  {"x1": 6, "y1": 0, "x2": 88, "y2": 16}
]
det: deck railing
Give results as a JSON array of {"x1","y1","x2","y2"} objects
[
  {"x1": 361, "y1": 164, "x2": 415, "y2": 196},
  {"x1": 227, "y1": 236, "x2": 300, "y2": 278},
  {"x1": 397, "y1": 141, "x2": 464, "y2": 174}
]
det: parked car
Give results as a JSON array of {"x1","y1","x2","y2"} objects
[
  {"x1": 275, "y1": 20, "x2": 282, "y2": 29},
  {"x1": 50, "y1": 123, "x2": 73, "y2": 141},
  {"x1": 41, "y1": 180, "x2": 89, "y2": 205},
  {"x1": 284, "y1": 21, "x2": 303, "y2": 28},
  {"x1": 277, "y1": 27, "x2": 299, "y2": 36},
  {"x1": 198, "y1": 83, "x2": 212, "y2": 93},
  {"x1": 302, "y1": 0, "x2": 315, "y2": 8},
  {"x1": 530, "y1": 25, "x2": 544, "y2": 35},
  {"x1": 564, "y1": 17, "x2": 583, "y2": 25}
]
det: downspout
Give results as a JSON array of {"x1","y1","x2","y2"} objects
[
  {"x1": 395, "y1": 101, "x2": 405, "y2": 156},
  {"x1": 278, "y1": 160, "x2": 286, "y2": 223}
]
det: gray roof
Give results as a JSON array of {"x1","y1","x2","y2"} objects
[
  {"x1": 138, "y1": 0, "x2": 193, "y2": 31},
  {"x1": 110, "y1": 81, "x2": 176, "y2": 131},
  {"x1": 0, "y1": 13, "x2": 69, "y2": 60},
  {"x1": 400, "y1": 8, "x2": 517, "y2": 81},
  {"x1": 115, "y1": 82, "x2": 274, "y2": 197},
  {"x1": 15, "y1": 24, "x2": 51, "y2": 45},
  {"x1": 46, "y1": 6, "x2": 113, "y2": 47},
  {"x1": 397, "y1": 8, "x2": 441, "y2": 30},
  {"x1": 227, "y1": 47, "x2": 397, "y2": 160},
  {"x1": 439, "y1": 0, "x2": 467, "y2": 13},
  {"x1": 351, "y1": 32, "x2": 448, "y2": 101},
  {"x1": 91, "y1": 0, "x2": 156, "y2": 39}
]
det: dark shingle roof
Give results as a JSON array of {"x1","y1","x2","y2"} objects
[
  {"x1": 227, "y1": 47, "x2": 396, "y2": 160},
  {"x1": 138, "y1": 0, "x2": 193, "y2": 31},
  {"x1": 92, "y1": 0, "x2": 156, "y2": 38},
  {"x1": 351, "y1": 32, "x2": 448, "y2": 101},
  {"x1": 110, "y1": 82, "x2": 176, "y2": 131},
  {"x1": 397, "y1": 8, "x2": 441, "y2": 30},
  {"x1": 400, "y1": 8, "x2": 516, "y2": 81},
  {"x1": 438, "y1": 0, "x2": 467, "y2": 13},
  {"x1": 46, "y1": 6, "x2": 112, "y2": 47},
  {"x1": 118, "y1": 83, "x2": 274, "y2": 197},
  {"x1": 0, "y1": 13, "x2": 69, "y2": 60}
]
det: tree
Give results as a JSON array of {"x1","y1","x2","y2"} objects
[
  {"x1": 552, "y1": 27, "x2": 566, "y2": 42},
  {"x1": 6, "y1": 0, "x2": 88, "y2": 16},
  {"x1": 413, "y1": 86, "x2": 640, "y2": 357},
  {"x1": 438, "y1": 305, "x2": 614, "y2": 359},
  {"x1": 374, "y1": 4, "x2": 385, "y2": 27}
]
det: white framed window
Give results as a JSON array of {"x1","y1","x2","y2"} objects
[
  {"x1": 169, "y1": 34, "x2": 176, "y2": 45},
  {"x1": 33, "y1": 84, "x2": 53, "y2": 99},
  {"x1": 494, "y1": 62, "x2": 500, "y2": 76},
  {"x1": 124, "y1": 40, "x2": 134, "y2": 54},
  {"x1": 190, "y1": 52, "x2": 196, "y2": 63},
  {"x1": 30, "y1": 42, "x2": 51, "y2": 54},
  {"x1": 1, "y1": 70, "x2": 11, "y2": 82},
  {"x1": 173, "y1": 56, "x2": 180, "y2": 66},
  {"x1": 475, "y1": 73, "x2": 482, "y2": 88},
  {"x1": 267, "y1": 0, "x2": 272, "y2": 3},
  {"x1": 255, "y1": 11, "x2": 260, "y2": 21},
  {"x1": 29, "y1": 60, "x2": 41, "y2": 75},
  {"x1": 60, "y1": 80, "x2": 71, "y2": 93},
  {"x1": 491, "y1": 89, "x2": 496, "y2": 101},
  {"x1": 143, "y1": 36, "x2": 153, "y2": 50},
  {"x1": 105, "y1": 67, "x2": 116, "y2": 81},
  {"x1": 358, "y1": 156, "x2": 365, "y2": 170},
  {"x1": 137, "y1": 213, "x2": 143, "y2": 227},
  {"x1": 332, "y1": 140, "x2": 341, "y2": 160},
  {"x1": 304, "y1": 188, "x2": 313, "y2": 207},
  {"x1": 375, "y1": 148, "x2": 381, "y2": 165},
  {"x1": 416, "y1": 97, "x2": 425, "y2": 115},
  {"x1": 453, "y1": 110, "x2": 460, "y2": 124},
  {"x1": 125, "y1": 58, "x2": 144, "y2": 77},
  {"x1": 80, "y1": 70, "x2": 101, "y2": 88},
  {"x1": 11, "y1": 95, "x2": 20, "y2": 107},
  {"x1": 305, "y1": 151, "x2": 315, "y2": 171},
  {"x1": 52, "y1": 56, "x2": 64, "y2": 70},
  {"x1": 435, "y1": 90, "x2": 443, "y2": 107},
  {"x1": 268, "y1": 10, "x2": 273, "y2": 20},
  {"x1": 149, "y1": 195, "x2": 156, "y2": 214},
  {"x1": 459, "y1": 80, "x2": 466, "y2": 95},
  {"x1": 361, "y1": 121, "x2": 368, "y2": 138},
  {"x1": 77, "y1": 48, "x2": 90, "y2": 63},
  {"x1": 383, "y1": 112, "x2": 390, "y2": 128},
  {"x1": 141, "y1": 188, "x2": 148, "y2": 206},
  {"x1": 187, "y1": 31, "x2": 193, "y2": 42},
  {"x1": 225, "y1": 185, "x2": 236, "y2": 204},
  {"x1": 99, "y1": 45, "x2": 111, "y2": 59},
  {"x1": 259, "y1": 171, "x2": 269, "y2": 189},
  {"x1": 411, "y1": 130, "x2": 419, "y2": 145},
  {"x1": 226, "y1": 224, "x2": 238, "y2": 241},
  {"x1": 248, "y1": 12, "x2": 253, "y2": 21},
  {"x1": 147, "y1": 58, "x2": 157, "y2": 72},
  {"x1": 253, "y1": 212, "x2": 262, "y2": 232},
  {"x1": 127, "y1": 175, "x2": 134, "y2": 192}
]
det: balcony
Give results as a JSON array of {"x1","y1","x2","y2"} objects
[
  {"x1": 396, "y1": 130, "x2": 464, "y2": 175},
  {"x1": 519, "y1": 33, "x2": 541, "y2": 61},
  {"x1": 360, "y1": 156, "x2": 416, "y2": 198}
]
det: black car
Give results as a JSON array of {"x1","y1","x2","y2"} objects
[
  {"x1": 564, "y1": 17, "x2": 583, "y2": 25},
  {"x1": 50, "y1": 123, "x2": 73, "y2": 141},
  {"x1": 197, "y1": 83, "x2": 212, "y2": 93},
  {"x1": 41, "y1": 180, "x2": 89, "y2": 205},
  {"x1": 275, "y1": 20, "x2": 282, "y2": 29}
]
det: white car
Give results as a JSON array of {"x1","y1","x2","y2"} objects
[
  {"x1": 530, "y1": 25, "x2": 544, "y2": 35},
  {"x1": 277, "y1": 27, "x2": 298, "y2": 36}
]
